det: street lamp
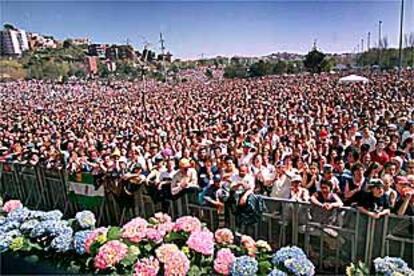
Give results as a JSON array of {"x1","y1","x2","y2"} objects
[{"x1": 398, "y1": 0, "x2": 404, "y2": 78}]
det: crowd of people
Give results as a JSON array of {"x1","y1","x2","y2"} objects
[{"x1": 0, "y1": 70, "x2": 414, "y2": 226}]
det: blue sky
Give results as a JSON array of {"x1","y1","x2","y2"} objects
[{"x1": 1, "y1": 1, "x2": 413, "y2": 59}]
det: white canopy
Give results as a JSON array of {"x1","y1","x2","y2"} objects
[{"x1": 338, "y1": 74, "x2": 369, "y2": 84}]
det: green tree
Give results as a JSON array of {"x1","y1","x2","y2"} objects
[
  {"x1": 3, "y1": 23, "x2": 16, "y2": 30},
  {"x1": 272, "y1": 61, "x2": 288, "y2": 74},
  {"x1": 223, "y1": 63, "x2": 248, "y2": 78},
  {"x1": 303, "y1": 48, "x2": 326, "y2": 73},
  {"x1": 249, "y1": 60, "x2": 273, "y2": 77},
  {"x1": 205, "y1": 68, "x2": 213, "y2": 79},
  {"x1": 63, "y1": 39, "x2": 74, "y2": 48},
  {"x1": 98, "y1": 62, "x2": 111, "y2": 78},
  {"x1": 320, "y1": 57, "x2": 336, "y2": 72}
]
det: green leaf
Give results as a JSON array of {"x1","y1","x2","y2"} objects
[
  {"x1": 107, "y1": 226, "x2": 122, "y2": 241},
  {"x1": 164, "y1": 231, "x2": 186, "y2": 243},
  {"x1": 143, "y1": 243, "x2": 152, "y2": 253},
  {"x1": 258, "y1": 260, "x2": 272, "y2": 275},
  {"x1": 120, "y1": 251, "x2": 138, "y2": 268},
  {"x1": 128, "y1": 245, "x2": 141, "y2": 258},
  {"x1": 188, "y1": 265, "x2": 201, "y2": 276},
  {"x1": 89, "y1": 241, "x2": 102, "y2": 256}
]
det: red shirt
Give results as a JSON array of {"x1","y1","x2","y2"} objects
[{"x1": 370, "y1": 150, "x2": 390, "y2": 165}]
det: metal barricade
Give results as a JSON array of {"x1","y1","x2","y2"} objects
[
  {"x1": 0, "y1": 162, "x2": 413, "y2": 270},
  {"x1": 379, "y1": 214, "x2": 414, "y2": 267}
]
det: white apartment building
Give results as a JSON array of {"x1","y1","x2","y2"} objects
[{"x1": 0, "y1": 27, "x2": 30, "y2": 56}]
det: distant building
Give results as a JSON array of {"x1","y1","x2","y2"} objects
[
  {"x1": 0, "y1": 26, "x2": 30, "y2": 56},
  {"x1": 85, "y1": 56, "x2": 98, "y2": 75},
  {"x1": 88, "y1": 44, "x2": 108, "y2": 59},
  {"x1": 157, "y1": 51, "x2": 173, "y2": 63},
  {"x1": 27, "y1": 32, "x2": 58, "y2": 50},
  {"x1": 106, "y1": 60, "x2": 116, "y2": 72},
  {"x1": 117, "y1": 45, "x2": 136, "y2": 60},
  {"x1": 71, "y1": 37, "x2": 91, "y2": 46},
  {"x1": 106, "y1": 45, "x2": 136, "y2": 60},
  {"x1": 105, "y1": 45, "x2": 119, "y2": 60}
]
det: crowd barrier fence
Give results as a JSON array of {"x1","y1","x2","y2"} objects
[{"x1": 0, "y1": 163, "x2": 412, "y2": 273}]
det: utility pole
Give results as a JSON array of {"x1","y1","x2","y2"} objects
[
  {"x1": 378, "y1": 20, "x2": 383, "y2": 67},
  {"x1": 159, "y1": 32, "x2": 166, "y2": 82},
  {"x1": 367, "y1": 32, "x2": 371, "y2": 50},
  {"x1": 361, "y1": 38, "x2": 364, "y2": 52},
  {"x1": 398, "y1": 0, "x2": 404, "y2": 78}
]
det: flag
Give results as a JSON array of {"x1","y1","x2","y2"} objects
[{"x1": 68, "y1": 172, "x2": 104, "y2": 208}]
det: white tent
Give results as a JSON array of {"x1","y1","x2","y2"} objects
[{"x1": 338, "y1": 74, "x2": 369, "y2": 84}]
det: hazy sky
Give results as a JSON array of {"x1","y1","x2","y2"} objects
[{"x1": 1, "y1": 0, "x2": 413, "y2": 59}]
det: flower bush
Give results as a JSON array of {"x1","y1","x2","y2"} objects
[
  {"x1": 0, "y1": 199, "x2": 338, "y2": 276},
  {"x1": 373, "y1": 257, "x2": 414, "y2": 276},
  {"x1": 346, "y1": 258, "x2": 414, "y2": 276}
]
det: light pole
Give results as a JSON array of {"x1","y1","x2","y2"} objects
[
  {"x1": 398, "y1": 0, "x2": 404, "y2": 78},
  {"x1": 378, "y1": 20, "x2": 383, "y2": 67}
]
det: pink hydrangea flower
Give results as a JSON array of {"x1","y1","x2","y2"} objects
[
  {"x1": 94, "y1": 240, "x2": 128, "y2": 270},
  {"x1": 164, "y1": 251, "x2": 190, "y2": 276},
  {"x1": 187, "y1": 229, "x2": 214, "y2": 256},
  {"x1": 157, "y1": 222, "x2": 175, "y2": 234},
  {"x1": 173, "y1": 216, "x2": 202, "y2": 233},
  {"x1": 3, "y1": 200, "x2": 23, "y2": 213},
  {"x1": 145, "y1": 227, "x2": 164, "y2": 244},
  {"x1": 134, "y1": 257, "x2": 160, "y2": 276},
  {"x1": 214, "y1": 248, "x2": 236, "y2": 275},
  {"x1": 155, "y1": 243, "x2": 179, "y2": 263},
  {"x1": 122, "y1": 217, "x2": 148, "y2": 243},
  {"x1": 85, "y1": 227, "x2": 108, "y2": 254},
  {"x1": 153, "y1": 212, "x2": 172, "y2": 224},
  {"x1": 241, "y1": 235, "x2": 257, "y2": 256},
  {"x1": 215, "y1": 228, "x2": 234, "y2": 245}
]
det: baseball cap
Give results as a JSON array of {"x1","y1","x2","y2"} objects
[
  {"x1": 369, "y1": 179, "x2": 385, "y2": 189},
  {"x1": 323, "y1": 164, "x2": 333, "y2": 173},
  {"x1": 213, "y1": 174, "x2": 221, "y2": 182},
  {"x1": 291, "y1": 174, "x2": 302, "y2": 183}
]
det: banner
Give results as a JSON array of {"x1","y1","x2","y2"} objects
[{"x1": 68, "y1": 172, "x2": 104, "y2": 208}]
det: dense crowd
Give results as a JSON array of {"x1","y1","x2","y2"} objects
[{"x1": 0, "y1": 70, "x2": 414, "y2": 224}]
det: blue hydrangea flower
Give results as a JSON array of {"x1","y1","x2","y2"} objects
[
  {"x1": 73, "y1": 230, "x2": 92, "y2": 255},
  {"x1": 284, "y1": 257, "x2": 315, "y2": 276},
  {"x1": 0, "y1": 217, "x2": 6, "y2": 226},
  {"x1": 28, "y1": 210, "x2": 46, "y2": 220},
  {"x1": 75, "y1": 211, "x2": 96, "y2": 229},
  {"x1": 374, "y1": 257, "x2": 413, "y2": 276},
  {"x1": 0, "y1": 234, "x2": 14, "y2": 253},
  {"x1": 231, "y1": 256, "x2": 258, "y2": 276},
  {"x1": 0, "y1": 221, "x2": 21, "y2": 233},
  {"x1": 50, "y1": 234, "x2": 73, "y2": 252},
  {"x1": 272, "y1": 246, "x2": 307, "y2": 265},
  {"x1": 30, "y1": 220, "x2": 49, "y2": 238},
  {"x1": 20, "y1": 219, "x2": 40, "y2": 234},
  {"x1": 30, "y1": 220, "x2": 70, "y2": 238},
  {"x1": 5, "y1": 229, "x2": 22, "y2": 239},
  {"x1": 48, "y1": 221, "x2": 71, "y2": 236},
  {"x1": 268, "y1": 268, "x2": 288, "y2": 276},
  {"x1": 39, "y1": 210, "x2": 63, "y2": 221},
  {"x1": 7, "y1": 207, "x2": 30, "y2": 223}
]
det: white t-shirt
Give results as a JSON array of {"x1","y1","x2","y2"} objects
[
  {"x1": 271, "y1": 174, "x2": 291, "y2": 199},
  {"x1": 230, "y1": 173, "x2": 255, "y2": 191}
]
